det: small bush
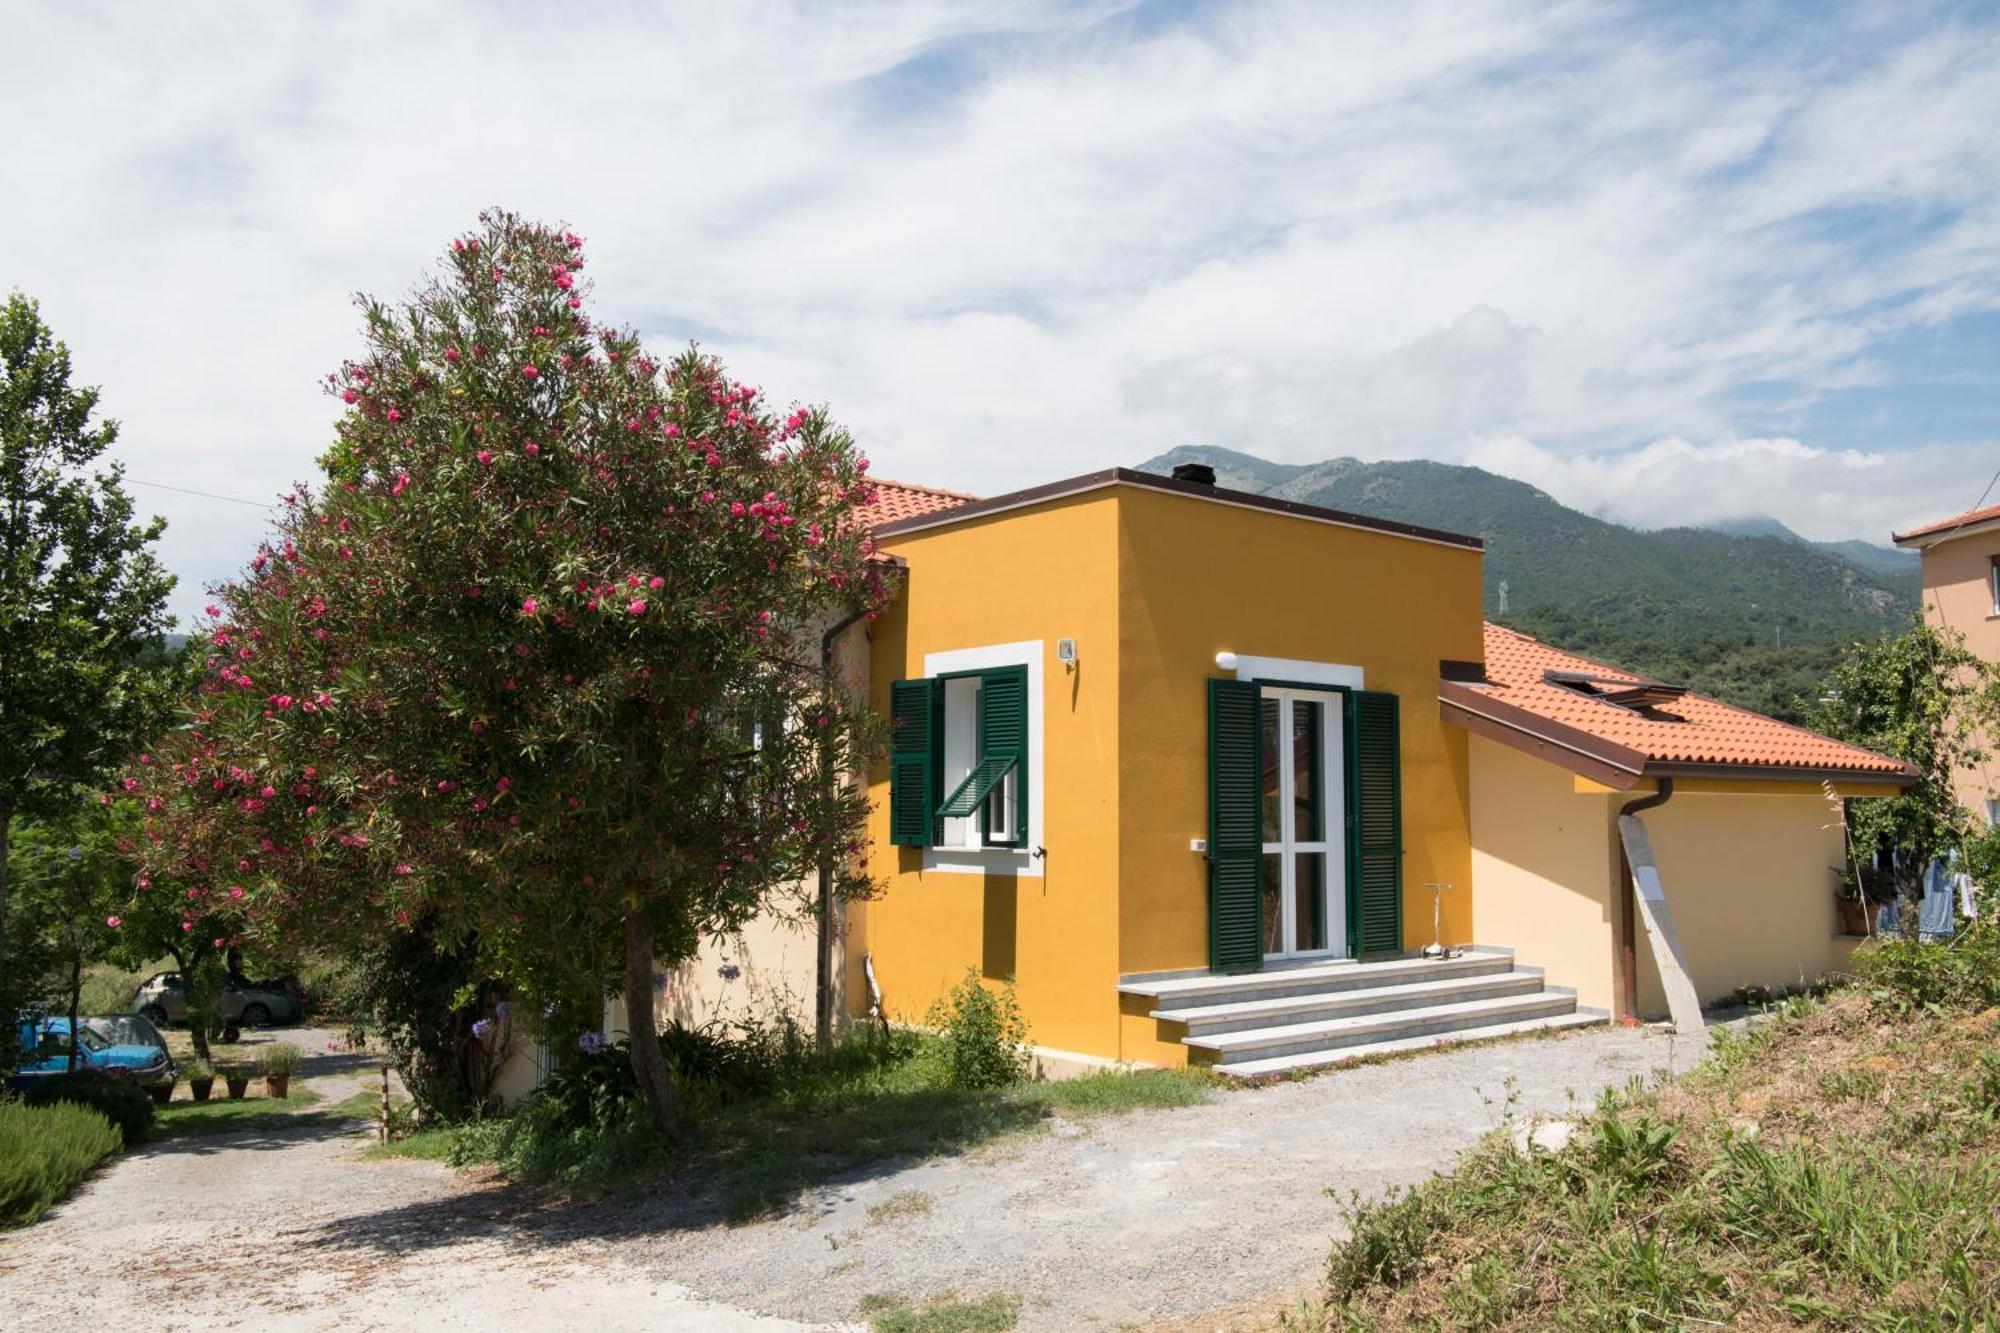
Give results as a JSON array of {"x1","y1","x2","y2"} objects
[
  {"x1": 0, "y1": 1098, "x2": 122, "y2": 1227},
  {"x1": 258, "y1": 1042, "x2": 303, "y2": 1080},
  {"x1": 22, "y1": 1072, "x2": 153, "y2": 1144},
  {"x1": 1853, "y1": 922, "x2": 2000, "y2": 1012},
  {"x1": 925, "y1": 971, "x2": 1029, "y2": 1090}
]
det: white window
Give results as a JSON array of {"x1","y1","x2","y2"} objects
[{"x1": 1986, "y1": 796, "x2": 2000, "y2": 829}]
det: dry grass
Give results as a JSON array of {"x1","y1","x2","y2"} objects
[{"x1": 1316, "y1": 991, "x2": 2000, "y2": 1330}]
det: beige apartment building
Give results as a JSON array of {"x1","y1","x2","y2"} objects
[{"x1": 1894, "y1": 500, "x2": 2000, "y2": 825}]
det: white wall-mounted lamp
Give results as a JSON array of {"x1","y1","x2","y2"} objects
[{"x1": 1214, "y1": 651, "x2": 1238, "y2": 672}]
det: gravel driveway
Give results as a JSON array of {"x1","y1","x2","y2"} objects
[{"x1": 0, "y1": 1022, "x2": 1703, "y2": 1331}]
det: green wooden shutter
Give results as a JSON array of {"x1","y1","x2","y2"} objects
[
  {"x1": 1348, "y1": 689, "x2": 1403, "y2": 959},
  {"x1": 1208, "y1": 678, "x2": 1264, "y2": 973},
  {"x1": 889, "y1": 678, "x2": 939, "y2": 847},
  {"x1": 976, "y1": 665, "x2": 1028, "y2": 846}
]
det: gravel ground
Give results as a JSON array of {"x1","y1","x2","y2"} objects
[{"x1": 0, "y1": 1021, "x2": 1706, "y2": 1331}]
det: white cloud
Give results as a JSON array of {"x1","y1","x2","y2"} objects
[{"x1": 2, "y1": 1, "x2": 1997, "y2": 621}]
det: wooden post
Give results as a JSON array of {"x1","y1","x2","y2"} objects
[{"x1": 379, "y1": 1063, "x2": 390, "y2": 1143}]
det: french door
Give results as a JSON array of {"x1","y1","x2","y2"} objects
[{"x1": 1258, "y1": 687, "x2": 1348, "y2": 960}]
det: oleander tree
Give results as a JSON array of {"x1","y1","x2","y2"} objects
[
  {"x1": 151, "y1": 211, "x2": 888, "y2": 1132},
  {"x1": 0, "y1": 293, "x2": 176, "y2": 1017}
]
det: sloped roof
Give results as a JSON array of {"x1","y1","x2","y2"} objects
[
  {"x1": 1442, "y1": 624, "x2": 1914, "y2": 789},
  {"x1": 1892, "y1": 500, "x2": 2000, "y2": 548},
  {"x1": 857, "y1": 478, "x2": 977, "y2": 527}
]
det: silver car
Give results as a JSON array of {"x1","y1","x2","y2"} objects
[{"x1": 131, "y1": 972, "x2": 303, "y2": 1029}]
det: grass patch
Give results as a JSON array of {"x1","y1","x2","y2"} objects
[
  {"x1": 383, "y1": 1029, "x2": 1218, "y2": 1220},
  {"x1": 856, "y1": 1291, "x2": 1019, "y2": 1333},
  {"x1": 1318, "y1": 982, "x2": 2000, "y2": 1328},
  {"x1": 866, "y1": 1189, "x2": 936, "y2": 1225},
  {"x1": 0, "y1": 1099, "x2": 122, "y2": 1227},
  {"x1": 150, "y1": 1085, "x2": 327, "y2": 1141}
]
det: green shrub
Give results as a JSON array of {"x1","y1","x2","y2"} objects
[
  {"x1": 925, "y1": 971, "x2": 1029, "y2": 1090},
  {"x1": 0, "y1": 1098, "x2": 122, "y2": 1227},
  {"x1": 258, "y1": 1042, "x2": 303, "y2": 1080},
  {"x1": 496, "y1": 1090, "x2": 663, "y2": 1191},
  {"x1": 22, "y1": 1072, "x2": 153, "y2": 1144},
  {"x1": 1853, "y1": 922, "x2": 2000, "y2": 1012}
]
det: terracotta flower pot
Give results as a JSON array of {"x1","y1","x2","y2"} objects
[
  {"x1": 190, "y1": 1077, "x2": 215, "y2": 1102},
  {"x1": 1837, "y1": 896, "x2": 1869, "y2": 936},
  {"x1": 147, "y1": 1082, "x2": 174, "y2": 1105},
  {"x1": 225, "y1": 1075, "x2": 250, "y2": 1100},
  {"x1": 265, "y1": 1075, "x2": 291, "y2": 1099}
]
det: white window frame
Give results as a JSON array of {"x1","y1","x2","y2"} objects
[{"x1": 922, "y1": 640, "x2": 1043, "y2": 877}]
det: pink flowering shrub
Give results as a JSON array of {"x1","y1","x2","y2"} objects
[{"x1": 128, "y1": 211, "x2": 889, "y2": 1132}]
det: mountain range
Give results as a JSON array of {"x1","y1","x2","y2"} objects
[{"x1": 1135, "y1": 445, "x2": 1919, "y2": 721}]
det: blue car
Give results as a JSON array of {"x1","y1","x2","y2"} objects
[{"x1": 9, "y1": 1014, "x2": 178, "y2": 1099}]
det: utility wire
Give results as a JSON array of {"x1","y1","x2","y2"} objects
[{"x1": 127, "y1": 478, "x2": 277, "y2": 510}]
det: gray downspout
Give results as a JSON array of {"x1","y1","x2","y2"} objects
[
  {"x1": 816, "y1": 607, "x2": 870, "y2": 1051},
  {"x1": 1616, "y1": 777, "x2": 1673, "y2": 1024}
]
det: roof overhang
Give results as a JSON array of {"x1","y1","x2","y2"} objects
[
  {"x1": 870, "y1": 467, "x2": 1484, "y2": 552},
  {"x1": 1892, "y1": 511, "x2": 2000, "y2": 550},
  {"x1": 1440, "y1": 680, "x2": 1919, "y2": 792}
]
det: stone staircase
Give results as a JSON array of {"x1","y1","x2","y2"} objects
[{"x1": 1119, "y1": 948, "x2": 1607, "y2": 1078}]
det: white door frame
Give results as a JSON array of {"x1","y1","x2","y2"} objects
[{"x1": 1261, "y1": 686, "x2": 1348, "y2": 961}]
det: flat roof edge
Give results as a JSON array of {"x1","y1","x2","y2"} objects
[{"x1": 869, "y1": 467, "x2": 1485, "y2": 551}]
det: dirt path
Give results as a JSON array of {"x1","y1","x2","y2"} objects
[{"x1": 0, "y1": 1022, "x2": 1704, "y2": 1331}]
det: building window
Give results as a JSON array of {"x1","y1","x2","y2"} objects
[
  {"x1": 888, "y1": 663, "x2": 1030, "y2": 851},
  {"x1": 1987, "y1": 796, "x2": 2000, "y2": 829},
  {"x1": 1990, "y1": 555, "x2": 1999, "y2": 616}
]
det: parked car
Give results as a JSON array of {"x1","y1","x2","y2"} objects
[
  {"x1": 130, "y1": 972, "x2": 304, "y2": 1029},
  {"x1": 7, "y1": 1014, "x2": 177, "y2": 1094}
]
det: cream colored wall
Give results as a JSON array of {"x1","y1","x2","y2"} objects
[
  {"x1": 1634, "y1": 789, "x2": 1845, "y2": 1014},
  {"x1": 1917, "y1": 528, "x2": 2000, "y2": 819},
  {"x1": 1467, "y1": 735, "x2": 1621, "y2": 1012}
]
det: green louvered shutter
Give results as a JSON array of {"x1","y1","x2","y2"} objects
[
  {"x1": 889, "y1": 678, "x2": 939, "y2": 846},
  {"x1": 1208, "y1": 678, "x2": 1264, "y2": 973},
  {"x1": 976, "y1": 665, "x2": 1028, "y2": 847},
  {"x1": 1348, "y1": 689, "x2": 1403, "y2": 959}
]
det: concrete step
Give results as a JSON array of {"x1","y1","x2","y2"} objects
[
  {"x1": 1217, "y1": 1009, "x2": 1611, "y2": 1079},
  {"x1": 1120, "y1": 949, "x2": 1516, "y2": 1012},
  {"x1": 1187, "y1": 989, "x2": 1580, "y2": 1064},
  {"x1": 1154, "y1": 968, "x2": 1549, "y2": 1037}
]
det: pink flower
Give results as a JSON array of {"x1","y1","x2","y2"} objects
[
  {"x1": 105, "y1": 915, "x2": 121, "y2": 929},
  {"x1": 626, "y1": 599, "x2": 647, "y2": 615},
  {"x1": 477, "y1": 449, "x2": 493, "y2": 464},
  {"x1": 392, "y1": 473, "x2": 410, "y2": 497},
  {"x1": 395, "y1": 864, "x2": 413, "y2": 876},
  {"x1": 524, "y1": 442, "x2": 540, "y2": 457},
  {"x1": 181, "y1": 922, "x2": 193, "y2": 933},
  {"x1": 521, "y1": 596, "x2": 538, "y2": 616},
  {"x1": 445, "y1": 347, "x2": 461, "y2": 362},
  {"x1": 229, "y1": 886, "x2": 245, "y2": 900},
  {"x1": 568, "y1": 297, "x2": 582, "y2": 310},
  {"x1": 554, "y1": 270, "x2": 574, "y2": 291},
  {"x1": 648, "y1": 576, "x2": 664, "y2": 589},
  {"x1": 522, "y1": 364, "x2": 540, "y2": 380},
  {"x1": 386, "y1": 408, "x2": 403, "y2": 423},
  {"x1": 342, "y1": 389, "x2": 358, "y2": 404}
]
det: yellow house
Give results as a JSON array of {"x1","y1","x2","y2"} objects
[
  {"x1": 1893, "y1": 500, "x2": 2000, "y2": 826},
  {"x1": 820, "y1": 466, "x2": 1914, "y2": 1076}
]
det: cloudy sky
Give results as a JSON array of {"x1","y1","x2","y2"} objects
[{"x1": 5, "y1": 0, "x2": 1998, "y2": 623}]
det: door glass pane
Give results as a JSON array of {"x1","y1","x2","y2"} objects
[
  {"x1": 1292, "y1": 700, "x2": 1323, "y2": 841},
  {"x1": 1294, "y1": 852, "x2": 1327, "y2": 953},
  {"x1": 1260, "y1": 853, "x2": 1283, "y2": 954},
  {"x1": 1259, "y1": 697, "x2": 1281, "y2": 844}
]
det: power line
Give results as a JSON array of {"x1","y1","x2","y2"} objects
[{"x1": 127, "y1": 478, "x2": 277, "y2": 510}]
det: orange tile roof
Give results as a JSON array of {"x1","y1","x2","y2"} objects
[
  {"x1": 1446, "y1": 623, "x2": 1912, "y2": 784},
  {"x1": 857, "y1": 478, "x2": 977, "y2": 528},
  {"x1": 1892, "y1": 500, "x2": 2000, "y2": 546}
]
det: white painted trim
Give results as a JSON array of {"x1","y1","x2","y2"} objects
[
  {"x1": 922, "y1": 639, "x2": 1044, "y2": 878},
  {"x1": 1227, "y1": 653, "x2": 1365, "y2": 691}
]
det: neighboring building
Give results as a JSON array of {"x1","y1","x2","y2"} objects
[
  {"x1": 814, "y1": 467, "x2": 1913, "y2": 1076},
  {"x1": 1893, "y1": 501, "x2": 2000, "y2": 826}
]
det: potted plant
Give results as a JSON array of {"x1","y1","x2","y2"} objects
[
  {"x1": 187, "y1": 1061, "x2": 216, "y2": 1102},
  {"x1": 223, "y1": 1065, "x2": 252, "y2": 1100},
  {"x1": 260, "y1": 1042, "x2": 302, "y2": 1099}
]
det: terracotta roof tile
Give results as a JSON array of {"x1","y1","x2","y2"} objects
[
  {"x1": 1464, "y1": 623, "x2": 1910, "y2": 778},
  {"x1": 857, "y1": 478, "x2": 977, "y2": 528},
  {"x1": 1892, "y1": 501, "x2": 2000, "y2": 546}
]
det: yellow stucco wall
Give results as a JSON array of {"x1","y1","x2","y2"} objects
[
  {"x1": 1469, "y1": 735, "x2": 1850, "y2": 1018},
  {"x1": 1468, "y1": 735, "x2": 1622, "y2": 1013},
  {"x1": 861, "y1": 492, "x2": 1125, "y2": 1060},
  {"x1": 1636, "y1": 789, "x2": 1846, "y2": 1013},
  {"x1": 1915, "y1": 528, "x2": 2000, "y2": 818},
  {"x1": 1115, "y1": 485, "x2": 1485, "y2": 978}
]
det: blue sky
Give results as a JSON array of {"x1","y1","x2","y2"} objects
[{"x1": 3, "y1": 0, "x2": 1998, "y2": 623}]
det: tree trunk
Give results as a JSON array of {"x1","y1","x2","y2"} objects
[
  {"x1": 0, "y1": 809, "x2": 11, "y2": 1003},
  {"x1": 169, "y1": 945, "x2": 212, "y2": 1065},
  {"x1": 623, "y1": 909, "x2": 679, "y2": 1137}
]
